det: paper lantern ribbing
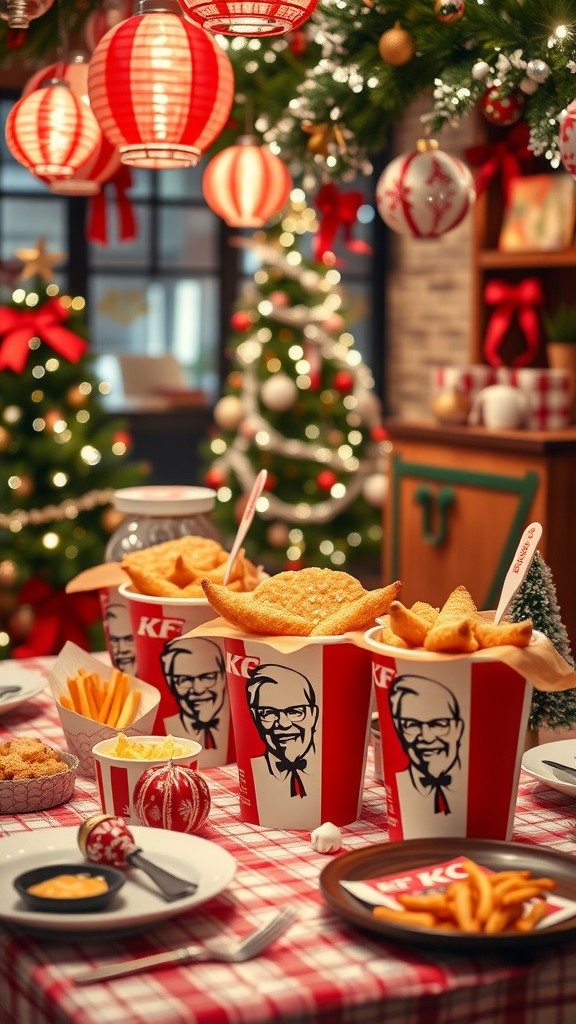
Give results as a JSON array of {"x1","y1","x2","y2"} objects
[
  {"x1": 5, "y1": 83, "x2": 100, "y2": 180},
  {"x1": 88, "y1": 0, "x2": 234, "y2": 169},
  {"x1": 203, "y1": 137, "x2": 292, "y2": 227},
  {"x1": 559, "y1": 101, "x2": 576, "y2": 179},
  {"x1": 179, "y1": 0, "x2": 317, "y2": 36},
  {"x1": 133, "y1": 762, "x2": 211, "y2": 833},
  {"x1": 375, "y1": 139, "x2": 475, "y2": 238}
]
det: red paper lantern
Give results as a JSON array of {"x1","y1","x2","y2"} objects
[
  {"x1": 203, "y1": 137, "x2": 292, "y2": 227},
  {"x1": 23, "y1": 51, "x2": 91, "y2": 102},
  {"x1": 5, "y1": 82, "x2": 100, "y2": 180},
  {"x1": 180, "y1": 0, "x2": 318, "y2": 37},
  {"x1": 88, "y1": 0, "x2": 234, "y2": 169},
  {"x1": 133, "y1": 762, "x2": 211, "y2": 833}
]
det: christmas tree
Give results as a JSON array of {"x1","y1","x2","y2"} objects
[
  {"x1": 508, "y1": 549, "x2": 576, "y2": 732},
  {"x1": 203, "y1": 196, "x2": 387, "y2": 578},
  {"x1": 0, "y1": 240, "x2": 145, "y2": 659}
]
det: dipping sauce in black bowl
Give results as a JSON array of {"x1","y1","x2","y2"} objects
[{"x1": 13, "y1": 863, "x2": 125, "y2": 913}]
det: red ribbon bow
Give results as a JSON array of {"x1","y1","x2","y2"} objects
[
  {"x1": 483, "y1": 277, "x2": 544, "y2": 368},
  {"x1": 12, "y1": 578, "x2": 101, "y2": 658},
  {"x1": 88, "y1": 165, "x2": 138, "y2": 247},
  {"x1": 0, "y1": 297, "x2": 88, "y2": 373},
  {"x1": 313, "y1": 183, "x2": 374, "y2": 262},
  {"x1": 464, "y1": 122, "x2": 535, "y2": 206}
]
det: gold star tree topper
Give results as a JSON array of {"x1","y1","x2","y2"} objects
[{"x1": 15, "y1": 237, "x2": 65, "y2": 282}]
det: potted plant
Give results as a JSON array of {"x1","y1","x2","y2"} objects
[{"x1": 542, "y1": 303, "x2": 576, "y2": 420}]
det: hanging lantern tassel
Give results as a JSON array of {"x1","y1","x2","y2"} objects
[
  {"x1": 313, "y1": 182, "x2": 374, "y2": 261},
  {"x1": 302, "y1": 120, "x2": 346, "y2": 157},
  {"x1": 88, "y1": 164, "x2": 138, "y2": 245}
]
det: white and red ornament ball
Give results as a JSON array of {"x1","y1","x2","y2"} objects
[
  {"x1": 559, "y1": 100, "x2": 576, "y2": 179},
  {"x1": 375, "y1": 139, "x2": 475, "y2": 238},
  {"x1": 133, "y1": 762, "x2": 211, "y2": 834},
  {"x1": 481, "y1": 85, "x2": 525, "y2": 125},
  {"x1": 362, "y1": 472, "x2": 388, "y2": 508}
]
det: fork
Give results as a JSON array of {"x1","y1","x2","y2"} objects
[{"x1": 73, "y1": 906, "x2": 296, "y2": 984}]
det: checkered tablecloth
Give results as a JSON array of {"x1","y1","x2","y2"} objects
[{"x1": 2, "y1": 658, "x2": 576, "y2": 1024}]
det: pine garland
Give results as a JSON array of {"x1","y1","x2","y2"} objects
[{"x1": 508, "y1": 550, "x2": 576, "y2": 731}]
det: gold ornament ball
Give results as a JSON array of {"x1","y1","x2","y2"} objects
[
  {"x1": 66, "y1": 385, "x2": 87, "y2": 409},
  {"x1": 102, "y1": 507, "x2": 126, "y2": 534},
  {"x1": 378, "y1": 22, "x2": 415, "y2": 66},
  {"x1": 0, "y1": 427, "x2": 10, "y2": 452},
  {"x1": 431, "y1": 389, "x2": 471, "y2": 424}
]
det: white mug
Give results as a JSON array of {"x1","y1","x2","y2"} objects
[{"x1": 468, "y1": 384, "x2": 530, "y2": 430}]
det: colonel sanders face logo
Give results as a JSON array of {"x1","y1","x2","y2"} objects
[
  {"x1": 161, "y1": 637, "x2": 226, "y2": 745},
  {"x1": 104, "y1": 602, "x2": 136, "y2": 675}
]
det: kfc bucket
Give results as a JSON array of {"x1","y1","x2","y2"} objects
[
  {"x1": 118, "y1": 583, "x2": 234, "y2": 768},
  {"x1": 217, "y1": 631, "x2": 373, "y2": 830},
  {"x1": 364, "y1": 626, "x2": 533, "y2": 842}
]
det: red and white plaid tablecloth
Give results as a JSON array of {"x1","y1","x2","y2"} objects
[{"x1": 1, "y1": 657, "x2": 576, "y2": 1024}]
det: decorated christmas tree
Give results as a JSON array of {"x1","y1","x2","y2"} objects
[
  {"x1": 203, "y1": 197, "x2": 387, "y2": 578},
  {"x1": 508, "y1": 549, "x2": 576, "y2": 733},
  {"x1": 0, "y1": 241, "x2": 145, "y2": 659}
]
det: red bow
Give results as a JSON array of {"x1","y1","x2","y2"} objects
[
  {"x1": 88, "y1": 165, "x2": 138, "y2": 246},
  {"x1": 11, "y1": 578, "x2": 101, "y2": 658},
  {"x1": 483, "y1": 278, "x2": 544, "y2": 368},
  {"x1": 465, "y1": 122, "x2": 535, "y2": 206},
  {"x1": 313, "y1": 183, "x2": 374, "y2": 262},
  {"x1": 0, "y1": 298, "x2": 88, "y2": 373}
]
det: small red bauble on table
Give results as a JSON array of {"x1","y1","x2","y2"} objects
[
  {"x1": 375, "y1": 138, "x2": 475, "y2": 238},
  {"x1": 133, "y1": 762, "x2": 211, "y2": 834},
  {"x1": 481, "y1": 85, "x2": 525, "y2": 126}
]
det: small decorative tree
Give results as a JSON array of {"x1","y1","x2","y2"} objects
[{"x1": 508, "y1": 550, "x2": 576, "y2": 738}]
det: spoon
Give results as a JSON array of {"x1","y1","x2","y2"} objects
[
  {"x1": 78, "y1": 814, "x2": 198, "y2": 902},
  {"x1": 223, "y1": 468, "x2": 268, "y2": 586},
  {"x1": 493, "y1": 521, "x2": 543, "y2": 625}
]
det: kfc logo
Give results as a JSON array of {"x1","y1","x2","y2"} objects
[
  {"x1": 226, "y1": 652, "x2": 260, "y2": 678},
  {"x1": 137, "y1": 616, "x2": 186, "y2": 639}
]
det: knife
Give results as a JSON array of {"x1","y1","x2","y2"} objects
[{"x1": 541, "y1": 759, "x2": 576, "y2": 780}]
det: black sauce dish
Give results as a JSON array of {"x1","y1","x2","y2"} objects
[{"x1": 13, "y1": 863, "x2": 125, "y2": 913}]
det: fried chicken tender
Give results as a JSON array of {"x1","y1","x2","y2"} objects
[
  {"x1": 202, "y1": 568, "x2": 401, "y2": 637},
  {"x1": 0, "y1": 737, "x2": 68, "y2": 780},
  {"x1": 473, "y1": 618, "x2": 533, "y2": 649}
]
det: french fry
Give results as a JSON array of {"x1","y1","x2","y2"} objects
[
  {"x1": 105, "y1": 671, "x2": 129, "y2": 728},
  {"x1": 115, "y1": 689, "x2": 141, "y2": 729},
  {"x1": 461, "y1": 857, "x2": 494, "y2": 925},
  {"x1": 59, "y1": 667, "x2": 141, "y2": 730},
  {"x1": 67, "y1": 674, "x2": 91, "y2": 717},
  {"x1": 372, "y1": 906, "x2": 437, "y2": 928},
  {"x1": 59, "y1": 693, "x2": 73, "y2": 711},
  {"x1": 83, "y1": 675, "x2": 100, "y2": 721}
]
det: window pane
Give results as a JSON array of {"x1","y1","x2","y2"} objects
[
  {"x1": 89, "y1": 205, "x2": 151, "y2": 268},
  {"x1": 157, "y1": 164, "x2": 204, "y2": 200},
  {"x1": 158, "y1": 205, "x2": 218, "y2": 268},
  {"x1": 0, "y1": 197, "x2": 67, "y2": 261}
]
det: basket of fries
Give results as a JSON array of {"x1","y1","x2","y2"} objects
[
  {"x1": 363, "y1": 584, "x2": 551, "y2": 843},
  {"x1": 48, "y1": 642, "x2": 161, "y2": 778}
]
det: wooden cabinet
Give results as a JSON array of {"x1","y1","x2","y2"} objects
[{"x1": 384, "y1": 418, "x2": 576, "y2": 647}]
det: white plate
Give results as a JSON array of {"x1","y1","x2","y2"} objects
[
  {"x1": 522, "y1": 739, "x2": 576, "y2": 797},
  {"x1": 0, "y1": 826, "x2": 236, "y2": 935},
  {"x1": 0, "y1": 665, "x2": 46, "y2": 716}
]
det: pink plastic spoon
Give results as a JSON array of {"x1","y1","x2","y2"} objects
[{"x1": 223, "y1": 469, "x2": 268, "y2": 585}]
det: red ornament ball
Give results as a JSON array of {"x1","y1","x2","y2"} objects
[
  {"x1": 230, "y1": 310, "x2": 253, "y2": 332},
  {"x1": 317, "y1": 469, "x2": 337, "y2": 491},
  {"x1": 434, "y1": 0, "x2": 464, "y2": 22},
  {"x1": 113, "y1": 430, "x2": 132, "y2": 449},
  {"x1": 371, "y1": 425, "x2": 389, "y2": 442},
  {"x1": 133, "y1": 762, "x2": 211, "y2": 834},
  {"x1": 481, "y1": 85, "x2": 525, "y2": 126},
  {"x1": 204, "y1": 466, "x2": 226, "y2": 489},
  {"x1": 332, "y1": 371, "x2": 354, "y2": 394}
]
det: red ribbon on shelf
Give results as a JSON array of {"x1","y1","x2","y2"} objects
[
  {"x1": 87, "y1": 165, "x2": 137, "y2": 246},
  {"x1": 464, "y1": 122, "x2": 535, "y2": 205},
  {"x1": 11, "y1": 579, "x2": 100, "y2": 658},
  {"x1": 0, "y1": 297, "x2": 88, "y2": 373},
  {"x1": 313, "y1": 183, "x2": 374, "y2": 261},
  {"x1": 483, "y1": 277, "x2": 544, "y2": 367}
]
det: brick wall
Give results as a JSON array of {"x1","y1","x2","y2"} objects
[{"x1": 385, "y1": 98, "x2": 478, "y2": 418}]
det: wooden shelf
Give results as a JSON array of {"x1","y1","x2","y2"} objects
[{"x1": 477, "y1": 249, "x2": 576, "y2": 270}]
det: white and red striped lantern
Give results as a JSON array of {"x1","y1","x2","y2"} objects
[
  {"x1": 133, "y1": 762, "x2": 211, "y2": 833},
  {"x1": 203, "y1": 137, "x2": 292, "y2": 227},
  {"x1": 88, "y1": 0, "x2": 234, "y2": 169},
  {"x1": 179, "y1": 0, "x2": 318, "y2": 36},
  {"x1": 5, "y1": 82, "x2": 100, "y2": 180},
  {"x1": 23, "y1": 51, "x2": 91, "y2": 103},
  {"x1": 375, "y1": 139, "x2": 475, "y2": 239}
]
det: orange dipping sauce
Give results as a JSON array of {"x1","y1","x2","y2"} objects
[{"x1": 27, "y1": 874, "x2": 109, "y2": 900}]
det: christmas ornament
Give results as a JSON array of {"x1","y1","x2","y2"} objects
[
  {"x1": 471, "y1": 60, "x2": 490, "y2": 81},
  {"x1": 6, "y1": 83, "x2": 100, "y2": 181},
  {"x1": 302, "y1": 120, "x2": 346, "y2": 157},
  {"x1": 180, "y1": 0, "x2": 318, "y2": 36},
  {"x1": 519, "y1": 78, "x2": 538, "y2": 96},
  {"x1": 227, "y1": 371, "x2": 244, "y2": 390},
  {"x1": 287, "y1": 28, "x2": 307, "y2": 55},
  {"x1": 269, "y1": 291, "x2": 290, "y2": 307},
  {"x1": 204, "y1": 466, "x2": 227, "y2": 489},
  {"x1": 323, "y1": 314, "x2": 346, "y2": 333},
  {"x1": 133, "y1": 762, "x2": 211, "y2": 834},
  {"x1": 66, "y1": 385, "x2": 88, "y2": 408},
  {"x1": 481, "y1": 85, "x2": 525, "y2": 126},
  {"x1": 12, "y1": 474, "x2": 33, "y2": 497},
  {"x1": 260, "y1": 373, "x2": 298, "y2": 411},
  {"x1": 317, "y1": 469, "x2": 337, "y2": 491},
  {"x1": 559, "y1": 100, "x2": 576, "y2": 178},
  {"x1": 213, "y1": 394, "x2": 244, "y2": 430},
  {"x1": 313, "y1": 182, "x2": 373, "y2": 262},
  {"x1": 88, "y1": 0, "x2": 234, "y2": 169},
  {"x1": 377, "y1": 22, "x2": 415, "y2": 67},
  {"x1": 434, "y1": 0, "x2": 464, "y2": 23},
  {"x1": 230, "y1": 310, "x2": 253, "y2": 332},
  {"x1": 203, "y1": 138, "x2": 292, "y2": 227},
  {"x1": 526, "y1": 59, "x2": 550, "y2": 84},
  {"x1": 44, "y1": 409, "x2": 63, "y2": 430},
  {"x1": 375, "y1": 139, "x2": 475, "y2": 238},
  {"x1": 0, "y1": 0, "x2": 54, "y2": 29},
  {"x1": 0, "y1": 559, "x2": 17, "y2": 587},
  {"x1": 266, "y1": 522, "x2": 290, "y2": 548},
  {"x1": 15, "y1": 238, "x2": 64, "y2": 282},
  {"x1": 362, "y1": 473, "x2": 388, "y2": 508},
  {"x1": 332, "y1": 370, "x2": 354, "y2": 394},
  {"x1": 431, "y1": 389, "x2": 471, "y2": 424},
  {"x1": 371, "y1": 425, "x2": 389, "y2": 442}
]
